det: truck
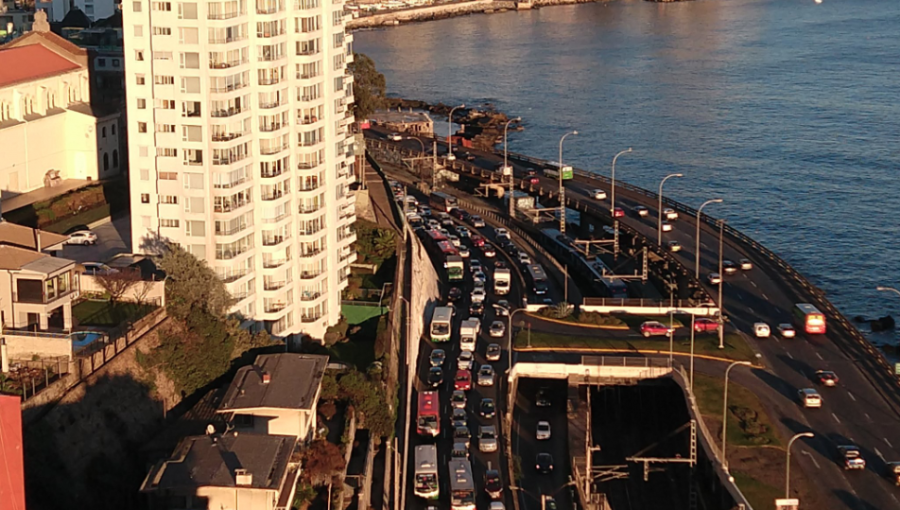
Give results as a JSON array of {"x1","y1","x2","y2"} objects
[
  {"x1": 493, "y1": 268, "x2": 511, "y2": 295},
  {"x1": 504, "y1": 190, "x2": 536, "y2": 212},
  {"x1": 459, "y1": 319, "x2": 480, "y2": 352}
]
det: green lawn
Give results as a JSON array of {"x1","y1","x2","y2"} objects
[
  {"x1": 691, "y1": 373, "x2": 781, "y2": 447},
  {"x1": 514, "y1": 330, "x2": 757, "y2": 361},
  {"x1": 341, "y1": 304, "x2": 387, "y2": 326},
  {"x1": 73, "y1": 300, "x2": 155, "y2": 327},
  {"x1": 731, "y1": 471, "x2": 783, "y2": 510},
  {"x1": 326, "y1": 315, "x2": 384, "y2": 371},
  {"x1": 43, "y1": 204, "x2": 111, "y2": 234}
]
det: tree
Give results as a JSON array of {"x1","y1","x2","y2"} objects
[
  {"x1": 94, "y1": 268, "x2": 141, "y2": 306},
  {"x1": 301, "y1": 440, "x2": 346, "y2": 487},
  {"x1": 155, "y1": 242, "x2": 234, "y2": 320},
  {"x1": 348, "y1": 53, "x2": 386, "y2": 120}
]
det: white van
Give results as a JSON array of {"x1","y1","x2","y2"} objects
[
  {"x1": 798, "y1": 388, "x2": 822, "y2": 408},
  {"x1": 754, "y1": 322, "x2": 771, "y2": 338}
]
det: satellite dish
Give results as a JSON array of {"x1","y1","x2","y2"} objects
[{"x1": 206, "y1": 424, "x2": 216, "y2": 435}]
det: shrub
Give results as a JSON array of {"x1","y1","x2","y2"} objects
[
  {"x1": 324, "y1": 317, "x2": 350, "y2": 346},
  {"x1": 374, "y1": 316, "x2": 391, "y2": 359},
  {"x1": 301, "y1": 440, "x2": 346, "y2": 486},
  {"x1": 318, "y1": 401, "x2": 338, "y2": 421}
]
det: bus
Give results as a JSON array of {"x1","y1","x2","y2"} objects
[
  {"x1": 525, "y1": 264, "x2": 549, "y2": 295},
  {"x1": 430, "y1": 306, "x2": 453, "y2": 342},
  {"x1": 434, "y1": 240, "x2": 464, "y2": 281},
  {"x1": 448, "y1": 459, "x2": 476, "y2": 510},
  {"x1": 430, "y1": 191, "x2": 459, "y2": 213},
  {"x1": 543, "y1": 161, "x2": 574, "y2": 180},
  {"x1": 414, "y1": 445, "x2": 440, "y2": 499},
  {"x1": 793, "y1": 303, "x2": 827, "y2": 335},
  {"x1": 416, "y1": 392, "x2": 440, "y2": 437}
]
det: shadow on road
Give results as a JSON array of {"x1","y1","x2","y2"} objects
[
  {"x1": 752, "y1": 366, "x2": 798, "y2": 402},
  {"x1": 833, "y1": 489, "x2": 882, "y2": 510}
]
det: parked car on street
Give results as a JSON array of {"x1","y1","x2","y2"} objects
[
  {"x1": 65, "y1": 230, "x2": 97, "y2": 245},
  {"x1": 693, "y1": 318, "x2": 718, "y2": 333},
  {"x1": 640, "y1": 321, "x2": 673, "y2": 338}
]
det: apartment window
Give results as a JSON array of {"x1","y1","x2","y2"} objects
[
  {"x1": 181, "y1": 77, "x2": 201, "y2": 94},
  {"x1": 135, "y1": 50, "x2": 144, "y2": 61},
  {"x1": 112, "y1": 124, "x2": 116, "y2": 135},
  {"x1": 113, "y1": 59, "x2": 120, "y2": 67},
  {"x1": 333, "y1": 75, "x2": 344, "y2": 93},
  {"x1": 180, "y1": 53, "x2": 200, "y2": 69},
  {"x1": 140, "y1": 169, "x2": 149, "y2": 180},
  {"x1": 137, "y1": 98, "x2": 146, "y2": 109},
  {"x1": 157, "y1": 99, "x2": 175, "y2": 109},
  {"x1": 134, "y1": 25, "x2": 143, "y2": 36},
  {"x1": 98, "y1": 58, "x2": 106, "y2": 67},
  {"x1": 186, "y1": 221, "x2": 206, "y2": 237},
  {"x1": 154, "y1": 76, "x2": 174, "y2": 85},
  {"x1": 178, "y1": 2, "x2": 198, "y2": 18},
  {"x1": 179, "y1": 27, "x2": 199, "y2": 44},
  {"x1": 185, "y1": 197, "x2": 206, "y2": 213},
  {"x1": 184, "y1": 173, "x2": 205, "y2": 189},
  {"x1": 152, "y1": 1, "x2": 171, "y2": 10},
  {"x1": 133, "y1": 1, "x2": 141, "y2": 11},
  {"x1": 154, "y1": 51, "x2": 173, "y2": 60},
  {"x1": 160, "y1": 219, "x2": 180, "y2": 228},
  {"x1": 333, "y1": 52, "x2": 344, "y2": 71},
  {"x1": 136, "y1": 74, "x2": 145, "y2": 85},
  {"x1": 102, "y1": 126, "x2": 107, "y2": 138},
  {"x1": 140, "y1": 193, "x2": 150, "y2": 203},
  {"x1": 332, "y1": 32, "x2": 343, "y2": 49},
  {"x1": 182, "y1": 101, "x2": 201, "y2": 117},
  {"x1": 332, "y1": 10, "x2": 341, "y2": 26},
  {"x1": 161, "y1": 195, "x2": 178, "y2": 204},
  {"x1": 183, "y1": 149, "x2": 203, "y2": 166},
  {"x1": 157, "y1": 148, "x2": 177, "y2": 157},
  {"x1": 153, "y1": 27, "x2": 172, "y2": 35},
  {"x1": 156, "y1": 124, "x2": 176, "y2": 133},
  {"x1": 160, "y1": 172, "x2": 178, "y2": 180},
  {"x1": 85, "y1": 5, "x2": 94, "y2": 13},
  {"x1": 137, "y1": 122, "x2": 147, "y2": 133}
]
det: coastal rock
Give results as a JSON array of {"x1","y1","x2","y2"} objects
[
  {"x1": 871, "y1": 315, "x2": 896, "y2": 332},
  {"x1": 383, "y1": 99, "x2": 522, "y2": 151}
]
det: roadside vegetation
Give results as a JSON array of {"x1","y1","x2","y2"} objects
[
  {"x1": 348, "y1": 52, "x2": 387, "y2": 120},
  {"x1": 3, "y1": 178, "x2": 128, "y2": 231},
  {"x1": 343, "y1": 219, "x2": 397, "y2": 301}
]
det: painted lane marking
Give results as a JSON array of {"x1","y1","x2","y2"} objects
[
  {"x1": 786, "y1": 351, "x2": 794, "y2": 360},
  {"x1": 847, "y1": 392, "x2": 856, "y2": 402},
  {"x1": 875, "y1": 448, "x2": 885, "y2": 461},
  {"x1": 832, "y1": 413, "x2": 841, "y2": 424},
  {"x1": 865, "y1": 413, "x2": 872, "y2": 422},
  {"x1": 886, "y1": 437, "x2": 894, "y2": 448},
  {"x1": 801, "y1": 450, "x2": 820, "y2": 469},
  {"x1": 751, "y1": 280, "x2": 759, "y2": 288},
  {"x1": 815, "y1": 352, "x2": 824, "y2": 360},
  {"x1": 761, "y1": 293, "x2": 769, "y2": 300}
]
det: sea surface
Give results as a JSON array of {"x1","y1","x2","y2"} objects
[{"x1": 354, "y1": 0, "x2": 900, "y2": 331}]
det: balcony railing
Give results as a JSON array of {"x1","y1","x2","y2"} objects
[
  {"x1": 264, "y1": 281, "x2": 287, "y2": 290},
  {"x1": 339, "y1": 249, "x2": 356, "y2": 262},
  {"x1": 298, "y1": 138, "x2": 321, "y2": 147},
  {"x1": 259, "y1": 77, "x2": 282, "y2": 86},
  {"x1": 296, "y1": 72, "x2": 319, "y2": 80},
  {"x1": 260, "y1": 144, "x2": 289, "y2": 155},
  {"x1": 299, "y1": 271, "x2": 322, "y2": 280},
  {"x1": 301, "y1": 314, "x2": 321, "y2": 323},
  {"x1": 14, "y1": 287, "x2": 77, "y2": 305},
  {"x1": 298, "y1": 115, "x2": 320, "y2": 125},
  {"x1": 260, "y1": 101, "x2": 285, "y2": 109},
  {"x1": 261, "y1": 190, "x2": 286, "y2": 201},
  {"x1": 209, "y1": 35, "x2": 248, "y2": 44},
  {"x1": 266, "y1": 302, "x2": 288, "y2": 313},
  {"x1": 213, "y1": 153, "x2": 249, "y2": 165},
  {"x1": 262, "y1": 235, "x2": 288, "y2": 246},
  {"x1": 261, "y1": 168, "x2": 284, "y2": 179},
  {"x1": 298, "y1": 182, "x2": 321, "y2": 192},
  {"x1": 299, "y1": 95, "x2": 319, "y2": 102},
  {"x1": 211, "y1": 107, "x2": 245, "y2": 118},
  {"x1": 262, "y1": 212, "x2": 290, "y2": 223},
  {"x1": 212, "y1": 132, "x2": 245, "y2": 142},
  {"x1": 298, "y1": 204, "x2": 322, "y2": 214},
  {"x1": 263, "y1": 258, "x2": 289, "y2": 268},
  {"x1": 214, "y1": 200, "x2": 251, "y2": 213},
  {"x1": 216, "y1": 223, "x2": 250, "y2": 236},
  {"x1": 221, "y1": 268, "x2": 250, "y2": 283},
  {"x1": 299, "y1": 291, "x2": 322, "y2": 302},
  {"x1": 296, "y1": 49, "x2": 320, "y2": 57},
  {"x1": 259, "y1": 122, "x2": 285, "y2": 132},
  {"x1": 297, "y1": 161, "x2": 320, "y2": 170},
  {"x1": 299, "y1": 247, "x2": 324, "y2": 257},
  {"x1": 232, "y1": 291, "x2": 251, "y2": 300},
  {"x1": 207, "y1": 10, "x2": 243, "y2": 19},
  {"x1": 214, "y1": 176, "x2": 251, "y2": 189},
  {"x1": 211, "y1": 82, "x2": 248, "y2": 93}
]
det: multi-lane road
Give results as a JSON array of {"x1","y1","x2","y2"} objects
[{"x1": 369, "y1": 127, "x2": 900, "y2": 510}]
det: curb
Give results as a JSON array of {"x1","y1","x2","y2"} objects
[
  {"x1": 523, "y1": 312, "x2": 631, "y2": 330},
  {"x1": 514, "y1": 346, "x2": 756, "y2": 364}
]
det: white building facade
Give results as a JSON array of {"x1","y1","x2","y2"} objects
[{"x1": 123, "y1": 0, "x2": 357, "y2": 339}]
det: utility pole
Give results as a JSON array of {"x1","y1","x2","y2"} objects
[
  {"x1": 558, "y1": 130, "x2": 578, "y2": 234},
  {"x1": 718, "y1": 219, "x2": 725, "y2": 349},
  {"x1": 431, "y1": 138, "x2": 438, "y2": 191}
]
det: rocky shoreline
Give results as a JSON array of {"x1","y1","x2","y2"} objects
[{"x1": 385, "y1": 98, "x2": 523, "y2": 151}]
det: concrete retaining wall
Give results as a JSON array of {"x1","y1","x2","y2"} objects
[
  {"x1": 5, "y1": 334, "x2": 73, "y2": 360},
  {"x1": 80, "y1": 275, "x2": 166, "y2": 307},
  {"x1": 581, "y1": 304, "x2": 719, "y2": 316}
]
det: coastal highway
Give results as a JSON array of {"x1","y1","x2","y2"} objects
[{"x1": 366, "y1": 128, "x2": 900, "y2": 510}]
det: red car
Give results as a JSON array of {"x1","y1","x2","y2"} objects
[
  {"x1": 471, "y1": 235, "x2": 485, "y2": 248},
  {"x1": 526, "y1": 176, "x2": 540, "y2": 185},
  {"x1": 815, "y1": 370, "x2": 839, "y2": 387},
  {"x1": 694, "y1": 318, "x2": 719, "y2": 333},
  {"x1": 613, "y1": 207, "x2": 625, "y2": 218},
  {"x1": 454, "y1": 369, "x2": 472, "y2": 391},
  {"x1": 640, "y1": 321, "x2": 673, "y2": 338}
]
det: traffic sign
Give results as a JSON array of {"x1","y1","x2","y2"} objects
[
  {"x1": 775, "y1": 498, "x2": 799, "y2": 510},
  {"x1": 895, "y1": 363, "x2": 900, "y2": 376}
]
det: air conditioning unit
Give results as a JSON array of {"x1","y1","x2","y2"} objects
[{"x1": 234, "y1": 468, "x2": 253, "y2": 486}]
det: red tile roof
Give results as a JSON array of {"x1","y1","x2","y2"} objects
[{"x1": 0, "y1": 44, "x2": 81, "y2": 88}]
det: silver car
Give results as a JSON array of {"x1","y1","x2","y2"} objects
[
  {"x1": 477, "y1": 364, "x2": 495, "y2": 386},
  {"x1": 458, "y1": 350, "x2": 474, "y2": 370},
  {"x1": 478, "y1": 425, "x2": 498, "y2": 452},
  {"x1": 451, "y1": 390, "x2": 467, "y2": 409}
]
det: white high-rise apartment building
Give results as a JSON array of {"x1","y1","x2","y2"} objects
[{"x1": 123, "y1": 0, "x2": 357, "y2": 340}]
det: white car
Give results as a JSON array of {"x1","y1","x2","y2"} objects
[
  {"x1": 754, "y1": 322, "x2": 771, "y2": 338},
  {"x1": 478, "y1": 425, "x2": 498, "y2": 452},
  {"x1": 591, "y1": 189, "x2": 607, "y2": 200},
  {"x1": 707, "y1": 272, "x2": 722, "y2": 285},
  {"x1": 495, "y1": 227, "x2": 509, "y2": 240},
  {"x1": 449, "y1": 235, "x2": 461, "y2": 247},
  {"x1": 668, "y1": 241, "x2": 682, "y2": 253},
  {"x1": 490, "y1": 503, "x2": 506, "y2": 510},
  {"x1": 458, "y1": 247, "x2": 471, "y2": 258},
  {"x1": 798, "y1": 388, "x2": 822, "y2": 408},
  {"x1": 664, "y1": 208, "x2": 679, "y2": 220},
  {"x1": 635, "y1": 205, "x2": 649, "y2": 217},
  {"x1": 451, "y1": 390, "x2": 467, "y2": 409},
  {"x1": 661, "y1": 222, "x2": 673, "y2": 232},
  {"x1": 489, "y1": 321, "x2": 505, "y2": 338},
  {"x1": 458, "y1": 350, "x2": 474, "y2": 370},
  {"x1": 82, "y1": 262, "x2": 118, "y2": 275},
  {"x1": 477, "y1": 364, "x2": 495, "y2": 386},
  {"x1": 536, "y1": 421, "x2": 551, "y2": 440},
  {"x1": 471, "y1": 288, "x2": 486, "y2": 303},
  {"x1": 387, "y1": 132, "x2": 403, "y2": 141},
  {"x1": 494, "y1": 301, "x2": 510, "y2": 316},
  {"x1": 778, "y1": 323, "x2": 796, "y2": 338},
  {"x1": 517, "y1": 252, "x2": 532, "y2": 265},
  {"x1": 66, "y1": 230, "x2": 98, "y2": 245}
]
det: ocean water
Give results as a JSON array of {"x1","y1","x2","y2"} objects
[{"x1": 354, "y1": 0, "x2": 900, "y2": 326}]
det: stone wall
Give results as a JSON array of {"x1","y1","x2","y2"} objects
[{"x1": 5, "y1": 333, "x2": 73, "y2": 360}]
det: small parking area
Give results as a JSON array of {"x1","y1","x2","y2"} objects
[{"x1": 59, "y1": 215, "x2": 131, "y2": 264}]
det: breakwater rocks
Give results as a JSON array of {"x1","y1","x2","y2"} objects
[
  {"x1": 386, "y1": 98, "x2": 523, "y2": 151},
  {"x1": 347, "y1": 0, "x2": 610, "y2": 30}
]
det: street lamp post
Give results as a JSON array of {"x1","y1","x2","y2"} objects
[
  {"x1": 876, "y1": 286, "x2": 900, "y2": 298},
  {"x1": 722, "y1": 360, "x2": 752, "y2": 472},
  {"x1": 446, "y1": 104, "x2": 465, "y2": 161},
  {"x1": 690, "y1": 314, "x2": 696, "y2": 393},
  {"x1": 505, "y1": 117, "x2": 522, "y2": 217},
  {"x1": 695, "y1": 199, "x2": 723, "y2": 279},
  {"x1": 610, "y1": 148, "x2": 633, "y2": 217},
  {"x1": 498, "y1": 306, "x2": 527, "y2": 375},
  {"x1": 717, "y1": 219, "x2": 725, "y2": 349},
  {"x1": 558, "y1": 130, "x2": 578, "y2": 234},
  {"x1": 657, "y1": 173, "x2": 684, "y2": 245},
  {"x1": 785, "y1": 432, "x2": 814, "y2": 498}
]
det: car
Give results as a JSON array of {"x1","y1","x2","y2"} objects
[
  {"x1": 452, "y1": 408, "x2": 468, "y2": 428},
  {"x1": 613, "y1": 207, "x2": 625, "y2": 218},
  {"x1": 418, "y1": 205, "x2": 432, "y2": 217},
  {"x1": 65, "y1": 230, "x2": 97, "y2": 245},
  {"x1": 439, "y1": 228, "x2": 450, "y2": 237},
  {"x1": 427, "y1": 367, "x2": 443, "y2": 388},
  {"x1": 450, "y1": 208, "x2": 466, "y2": 220},
  {"x1": 635, "y1": 205, "x2": 649, "y2": 217},
  {"x1": 668, "y1": 241, "x2": 682, "y2": 253},
  {"x1": 448, "y1": 235, "x2": 461, "y2": 247},
  {"x1": 754, "y1": 322, "x2": 771, "y2": 338},
  {"x1": 501, "y1": 242, "x2": 519, "y2": 255},
  {"x1": 495, "y1": 227, "x2": 510, "y2": 240},
  {"x1": 496, "y1": 163, "x2": 513, "y2": 174},
  {"x1": 451, "y1": 442, "x2": 469, "y2": 460},
  {"x1": 458, "y1": 350, "x2": 474, "y2": 371},
  {"x1": 591, "y1": 189, "x2": 607, "y2": 200},
  {"x1": 480, "y1": 398, "x2": 496, "y2": 418},
  {"x1": 663, "y1": 207, "x2": 679, "y2": 220},
  {"x1": 456, "y1": 226, "x2": 470, "y2": 238},
  {"x1": 427, "y1": 218, "x2": 440, "y2": 229},
  {"x1": 536, "y1": 453, "x2": 554, "y2": 474},
  {"x1": 453, "y1": 426, "x2": 471, "y2": 448},
  {"x1": 387, "y1": 132, "x2": 403, "y2": 141},
  {"x1": 479, "y1": 426, "x2": 498, "y2": 453},
  {"x1": 465, "y1": 153, "x2": 476, "y2": 162},
  {"x1": 446, "y1": 152, "x2": 456, "y2": 161},
  {"x1": 494, "y1": 301, "x2": 510, "y2": 315},
  {"x1": 486, "y1": 343, "x2": 502, "y2": 361},
  {"x1": 517, "y1": 252, "x2": 532, "y2": 265},
  {"x1": 437, "y1": 211, "x2": 451, "y2": 222},
  {"x1": 798, "y1": 388, "x2": 822, "y2": 408},
  {"x1": 661, "y1": 221, "x2": 673, "y2": 232},
  {"x1": 477, "y1": 364, "x2": 495, "y2": 386},
  {"x1": 543, "y1": 497, "x2": 558, "y2": 510},
  {"x1": 469, "y1": 301, "x2": 485, "y2": 317},
  {"x1": 470, "y1": 259, "x2": 483, "y2": 272},
  {"x1": 451, "y1": 390, "x2": 467, "y2": 409},
  {"x1": 778, "y1": 323, "x2": 796, "y2": 338},
  {"x1": 740, "y1": 258, "x2": 753, "y2": 271},
  {"x1": 471, "y1": 235, "x2": 486, "y2": 248},
  {"x1": 82, "y1": 262, "x2": 118, "y2": 275},
  {"x1": 448, "y1": 287, "x2": 462, "y2": 301},
  {"x1": 474, "y1": 280, "x2": 486, "y2": 292},
  {"x1": 694, "y1": 317, "x2": 719, "y2": 333},
  {"x1": 815, "y1": 370, "x2": 839, "y2": 387},
  {"x1": 470, "y1": 215, "x2": 486, "y2": 228},
  {"x1": 707, "y1": 272, "x2": 722, "y2": 285},
  {"x1": 494, "y1": 260, "x2": 508, "y2": 269},
  {"x1": 484, "y1": 469, "x2": 503, "y2": 499},
  {"x1": 536, "y1": 420, "x2": 551, "y2": 440},
  {"x1": 640, "y1": 321, "x2": 673, "y2": 338},
  {"x1": 723, "y1": 260, "x2": 738, "y2": 275},
  {"x1": 490, "y1": 503, "x2": 507, "y2": 510},
  {"x1": 837, "y1": 445, "x2": 866, "y2": 470},
  {"x1": 536, "y1": 387, "x2": 551, "y2": 407},
  {"x1": 527, "y1": 175, "x2": 540, "y2": 185},
  {"x1": 482, "y1": 246, "x2": 497, "y2": 258},
  {"x1": 473, "y1": 270, "x2": 487, "y2": 283},
  {"x1": 471, "y1": 288, "x2": 486, "y2": 303},
  {"x1": 454, "y1": 369, "x2": 472, "y2": 391},
  {"x1": 458, "y1": 246, "x2": 471, "y2": 258},
  {"x1": 489, "y1": 321, "x2": 506, "y2": 338},
  {"x1": 429, "y1": 349, "x2": 445, "y2": 367}
]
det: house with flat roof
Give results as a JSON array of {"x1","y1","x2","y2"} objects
[
  {"x1": 217, "y1": 353, "x2": 328, "y2": 441},
  {"x1": 140, "y1": 432, "x2": 301, "y2": 510}
]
